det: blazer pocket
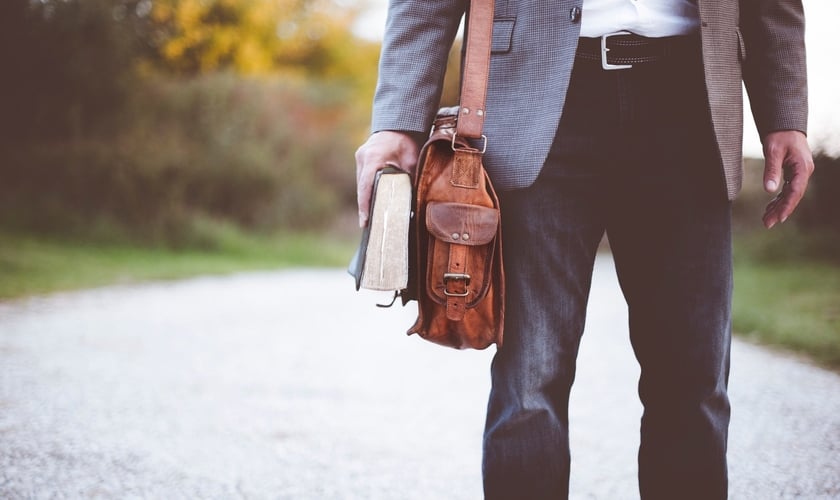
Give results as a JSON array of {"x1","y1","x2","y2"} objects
[
  {"x1": 735, "y1": 27, "x2": 747, "y2": 63},
  {"x1": 491, "y1": 18, "x2": 516, "y2": 54}
]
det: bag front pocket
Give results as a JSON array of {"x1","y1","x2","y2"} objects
[{"x1": 424, "y1": 201, "x2": 499, "y2": 307}]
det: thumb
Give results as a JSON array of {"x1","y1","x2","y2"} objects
[{"x1": 763, "y1": 139, "x2": 784, "y2": 193}]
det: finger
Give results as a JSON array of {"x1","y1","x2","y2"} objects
[
  {"x1": 763, "y1": 144, "x2": 783, "y2": 193},
  {"x1": 762, "y1": 175, "x2": 806, "y2": 228},
  {"x1": 356, "y1": 178, "x2": 373, "y2": 228},
  {"x1": 355, "y1": 148, "x2": 376, "y2": 227},
  {"x1": 398, "y1": 147, "x2": 420, "y2": 176},
  {"x1": 355, "y1": 153, "x2": 400, "y2": 227},
  {"x1": 777, "y1": 171, "x2": 809, "y2": 222},
  {"x1": 762, "y1": 188, "x2": 786, "y2": 228}
]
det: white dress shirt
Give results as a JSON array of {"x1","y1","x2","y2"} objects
[{"x1": 580, "y1": 0, "x2": 701, "y2": 38}]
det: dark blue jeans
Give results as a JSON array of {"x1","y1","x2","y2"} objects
[{"x1": 483, "y1": 39, "x2": 732, "y2": 500}]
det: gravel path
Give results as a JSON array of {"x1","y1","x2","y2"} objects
[{"x1": 1, "y1": 255, "x2": 838, "y2": 499}]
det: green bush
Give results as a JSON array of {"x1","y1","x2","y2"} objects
[
  {"x1": 0, "y1": 0, "x2": 141, "y2": 144},
  {"x1": 0, "y1": 75, "x2": 362, "y2": 246},
  {"x1": 0, "y1": 0, "x2": 373, "y2": 248},
  {"x1": 799, "y1": 153, "x2": 840, "y2": 234}
]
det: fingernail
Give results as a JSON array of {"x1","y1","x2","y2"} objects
[
  {"x1": 358, "y1": 213, "x2": 366, "y2": 227},
  {"x1": 766, "y1": 180, "x2": 778, "y2": 191}
]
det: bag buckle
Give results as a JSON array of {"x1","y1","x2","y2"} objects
[
  {"x1": 443, "y1": 273, "x2": 471, "y2": 297},
  {"x1": 451, "y1": 132, "x2": 488, "y2": 154},
  {"x1": 601, "y1": 31, "x2": 633, "y2": 70}
]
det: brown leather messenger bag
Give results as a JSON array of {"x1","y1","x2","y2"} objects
[{"x1": 404, "y1": 0, "x2": 504, "y2": 349}]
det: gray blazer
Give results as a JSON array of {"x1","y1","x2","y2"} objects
[{"x1": 370, "y1": 0, "x2": 808, "y2": 199}]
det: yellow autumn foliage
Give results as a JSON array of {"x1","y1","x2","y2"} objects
[{"x1": 148, "y1": 0, "x2": 378, "y2": 82}]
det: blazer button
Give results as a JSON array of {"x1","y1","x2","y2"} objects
[{"x1": 569, "y1": 6, "x2": 581, "y2": 23}]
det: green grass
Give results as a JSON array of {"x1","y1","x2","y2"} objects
[
  {"x1": 0, "y1": 230, "x2": 356, "y2": 300},
  {"x1": 3, "y1": 228, "x2": 839, "y2": 371},
  {"x1": 733, "y1": 259, "x2": 840, "y2": 370}
]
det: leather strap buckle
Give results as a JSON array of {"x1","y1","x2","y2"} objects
[
  {"x1": 443, "y1": 273, "x2": 471, "y2": 297},
  {"x1": 451, "y1": 132, "x2": 488, "y2": 154},
  {"x1": 601, "y1": 31, "x2": 633, "y2": 70}
]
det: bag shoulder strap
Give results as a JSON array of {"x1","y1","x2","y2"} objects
[{"x1": 456, "y1": 0, "x2": 495, "y2": 140}]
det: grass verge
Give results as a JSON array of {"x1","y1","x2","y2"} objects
[
  {"x1": 3, "y1": 229, "x2": 838, "y2": 371},
  {"x1": 0, "y1": 230, "x2": 356, "y2": 300},
  {"x1": 733, "y1": 258, "x2": 840, "y2": 371}
]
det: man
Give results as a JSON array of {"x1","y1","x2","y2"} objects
[{"x1": 355, "y1": 0, "x2": 813, "y2": 498}]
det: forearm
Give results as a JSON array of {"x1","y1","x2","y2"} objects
[
  {"x1": 371, "y1": 0, "x2": 468, "y2": 135},
  {"x1": 740, "y1": 0, "x2": 808, "y2": 138}
]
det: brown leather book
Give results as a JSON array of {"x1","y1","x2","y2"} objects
[{"x1": 348, "y1": 167, "x2": 412, "y2": 291}]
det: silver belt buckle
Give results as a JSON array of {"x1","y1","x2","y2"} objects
[{"x1": 601, "y1": 31, "x2": 633, "y2": 70}]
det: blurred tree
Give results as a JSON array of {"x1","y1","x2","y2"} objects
[
  {"x1": 140, "y1": 0, "x2": 381, "y2": 121},
  {"x1": 0, "y1": 0, "x2": 383, "y2": 240},
  {"x1": 800, "y1": 154, "x2": 840, "y2": 234},
  {"x1": 0, "y1": 0, "x2": 380, "y2": 145},
  {"x1": 144, "y1": 0, "x2": 378, "y2": 81},
  {"x1": 0, "y1": 0, "x2": 143, "y2": 143},
  {"x1": 147, "y1": 0, "x2": 286, "y2": 74}
]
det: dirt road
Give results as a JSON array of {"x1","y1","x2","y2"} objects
[{"x1": 1, "y1": 255, "x2": 838, "y2": 499}]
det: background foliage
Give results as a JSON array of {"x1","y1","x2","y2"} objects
[
  {"x1": 0, "y1": 0, "x2": 836, "y2": 252},
  {"x1": 0, "y1": 0, "x2": 380, "y2": 246}
]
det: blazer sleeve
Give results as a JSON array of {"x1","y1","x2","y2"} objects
[
  {"x1": 370, "y1": 0, "x2": 469, "y2": 135},
  {"x1": 740, "y1": 0, "x2": 808, "y2": 138}
]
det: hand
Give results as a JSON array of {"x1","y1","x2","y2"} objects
[
  {"x1": 761, "y1": 130, "x2": 814, "y2": 229},
  {"x1": 355, "y1": 131, "x2": 420, "y2": 227}
]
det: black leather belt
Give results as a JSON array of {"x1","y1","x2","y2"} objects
[{"x1": 576, "y1": 32, "x2": 698, "y2": 70}]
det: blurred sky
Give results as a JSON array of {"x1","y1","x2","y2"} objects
[{"x1": 352, "y1": 0, "x2": 840, "y2": 158}]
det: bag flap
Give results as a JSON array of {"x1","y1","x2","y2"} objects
[{"x1": 426, "y1": 202, "x2": 499, "y2": 246}]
